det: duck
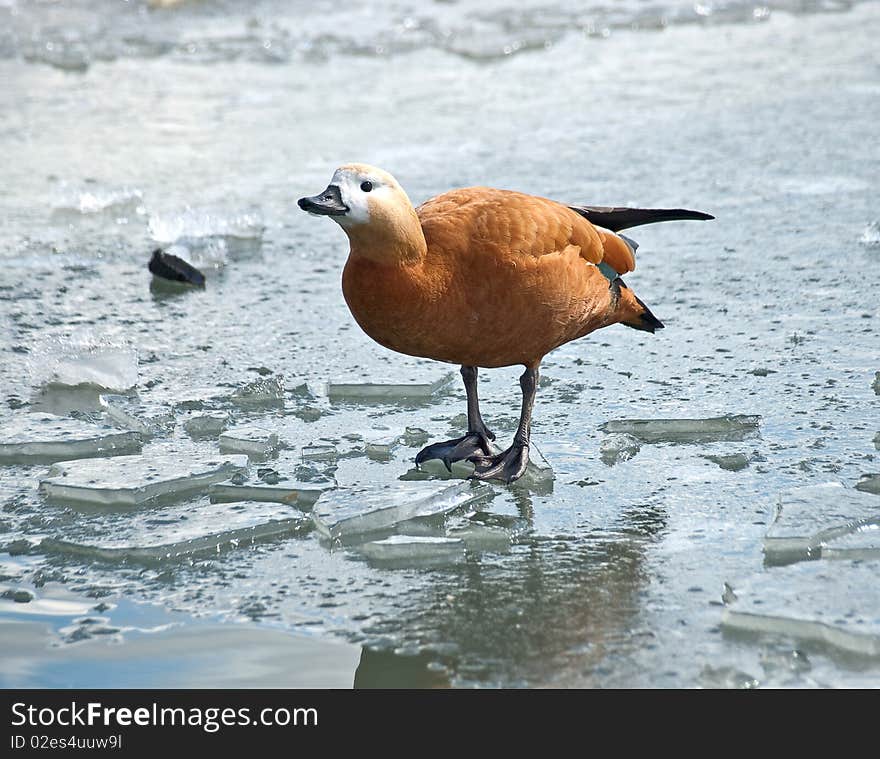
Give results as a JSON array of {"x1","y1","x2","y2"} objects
[{"x1": 299, "y1": 164, "x2": 713, "y2": 483}]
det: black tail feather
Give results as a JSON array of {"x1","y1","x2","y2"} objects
[{"x1": 569, "y1": 205, "x2": 714, "y2": 232}]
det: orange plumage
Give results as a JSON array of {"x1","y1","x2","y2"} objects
[
  {"x1": 342, "y1": 187, "x2": 646, "y2": 369},
  {"x1": 299, "y1": 163, "x2": 712, "y2": 482}
]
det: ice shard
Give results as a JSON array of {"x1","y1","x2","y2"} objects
[
  {"x1": 855, "y1": 474, "x2": 880, "y2": 495},
  {"x1": 183, "y1": 413, "x2": 229, "y2": 439},
  {"x1": 219, "y1": 426, "x2": 279, "y2": 458},
  {"x1": 28, "y1": 333, "x2": 138, "y2": 392},
  {"x1": 40, "y1": 501, "x2": 310, "y2": 565},
  {"x1": 230, "y1": 376, "x2": 285, "y2": 407},
  {"x1": 721, "y1": 561, "x2": 880, "y2": 658},
  {"x1": 600, "y1": 433, "x2": 641, "y2": 466},
  {"x1": 764, "y1": 483, "x2": 880, "y2": 565},
  {"x1": 209, "y1": 481, "x2": 330, "y2": 510},
  {"x1": 327, "y1": 372, "x2": 455, "y2": 402},
  {"x1": 0, "y1": 414, "x2": 142, "y2": 465},
  {"x1": 312, "y1": 481, "x2": 492, "y2": 541},
  {"x1": 357, "y1": 536, "x2": 466, "y2": 568},
  {"x1": 39, "y1": 453, "x2": 248, "y2": 507},
  {"x1": 600, "y1": 414, "x2": 761, "y2": 443}
]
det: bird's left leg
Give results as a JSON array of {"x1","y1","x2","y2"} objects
[
  {"x1": 471, "y1": 365, "x2": 538, "y2": 484},
  {"x1": 415, "y1": 365, "x2": 497, "y2": 471}
]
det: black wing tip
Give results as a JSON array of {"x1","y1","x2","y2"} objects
[{"x1": 569, "y1": 205, "x2": 715, "y2": 231}]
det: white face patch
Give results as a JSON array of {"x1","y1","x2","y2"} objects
[{"x1": 328, "y1": 167, "x2": 391, "y2": 227}]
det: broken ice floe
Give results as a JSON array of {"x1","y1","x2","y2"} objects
[
  {"x1": 599, "y1": 433, "x2": 641, "y2": 466},
  {"x1": 856, "y1": 474, "x2": 880, "y2": 495},
  {"x1": 327, "y1": 372, "x2": 455, "y2": 402},
  {"x1": 39, "y1": 453, "x2": 248, "y2": 507},
  {"x1": 40, "y1": 502, "x2": 310, "y2": 565},
  {"x1": 357, "y1": 536, "x2": 466, "y2": 568},
  {"x1": 0, "y1": 413, "x2": 142, "y2": 465},
  {"x1": 99, "y1": 395, "x2": 175, "y2": 438},
  {"x1": 416, "y1": 443, "x2": 554, "y2": 489},
  {"x1": 820, "y1": 525, "x2": 880, "y2": 561},
  {"x1": 763, "y1": 483, "x2": 880, "y2": 565},
  {"x1": 27, "y1": 334, "x2": 138, "y2": 392},
  {"x1": 600, "y1": 414, "x2": 761, "y2": 443},
  {"x1": 183, "y1": 413, "x2": 229, "y2": 439},
  {"x1": 209, "y1": 481, "x2": 330, "y2": 511},
  {"x1": 312, "y1": 481, "x2": 492, "y2": 541},
  {"x1": 721, "y1": 561, "x2": 880, "y2": 658},
  {"x1": 219, "y1": 426, "x2": 279, "y2": 458},
  {"x1": 447, "y1": 523, "x2": 513, "y2": 553}
]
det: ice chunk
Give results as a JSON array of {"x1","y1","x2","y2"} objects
[
  {"x1": 417, "y1": 443, "x2": 554, "y2": 489},
  {"x1": 703, "y1": 453, "x2": 750, "y2": 471},
  {"x1": 312, "y1": 481, "x2": 492, "y2": 541},
  {"x1": 403, "y1": 427, "x2": 429, "y2": 447},
  {"x1": 764, "y1": 484, "x2": 880, "y2": 565},
  {"x1": 358, "y1": 536, "x2": 465, "y2": 568},
  {"x1": 874, "y1": 372, "x2": 880, "y2": 395},
  {"x1": 183, "y1": 413, "x2": 229, "y2": 439},
  {"x1": 0, "y1": 414, "x2": 141, "y2": 465},
  {"x1": 51, "y1": 184, "x2": 143, "y2": 219},
  {"x1": 40, "y1": 453, "x2": 248, "y2": 507},
  {"x1": 148, "y1": 208, "x2": 264, "y2": 258},
  {"x1": 219, "y1": 426, "x2": 279, "y2": 458},
  {"x1": 40, "y1": 502, "x2": 310, "y2": 565},
  {"x1": 859, "y1": 221, "x2": 880, "y2": 247},
  {"x1": 327, "y1": 372, "x2": 455, "y2": 402},
  {"x1": 209, "y1": 481, "x2": 330, "y2": 510},
  {"x1": 856, "y1": 474, "x2": 880, "y2": 495},
  {"x1": 447, "y1": 523, "x2": 512, "y2": 553},
  {"x1": 365, "y1": 436, "x2": 400, "y2": 461},
  {"x1": 721, "y1": 561, "x2": 880, "y2": 658},
  {"x1": 600, "y1": 414, "x2": 761, "y2": 443},
  {"x1": 820, "y1": 524, "x2": 880, "y2": 561},
  {"x1": 600, "y1": 433, "x2": 641, "y2": 465},
  {"x1": 99, "y1": 395, "x2": 174, "y2": 438},
  {"x1": 27, "y1": 333, "x2": 138, "y2": 392},
  {"x1": 230, "y1": 376, "x2": 285, "y2": 407},
  {"x1": 301, "y1": 444, "x2": 338, "y2": 462}
]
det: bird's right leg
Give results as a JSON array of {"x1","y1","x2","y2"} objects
[{"x1": 415, "y1": 365, "x2": 497, "y2": 471}]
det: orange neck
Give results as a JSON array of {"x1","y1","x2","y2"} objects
[{"x1": 342, "y1": 204, "x2": 427, "y2": 266}]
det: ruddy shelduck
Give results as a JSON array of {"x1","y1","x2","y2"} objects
[{"x1": 299, "y1": 164, "x2": 712, "y2": 483}]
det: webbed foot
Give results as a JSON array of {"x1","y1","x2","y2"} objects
[
  {"x1": 415, "y1": 430, "x2": 496, "y2": 472},
  {"x1": 470, "y1": 443, "x2": 530, "y2": 484}
]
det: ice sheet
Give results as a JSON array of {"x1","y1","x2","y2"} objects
[
  {"x1": 40, "y1": 502, "x2": 310, "y2": 565},
  {"x1": 327, "y1": 372, "x2": 455, "y2": 402},
  {"x1": 764, "y1": 483, "x2": 880, "y2": 565},
  {"x1": 219, "y1": 426, "x2": 279, "y2": 457},
  {"x1": 312, "y1": 481, "x2": 493, "y2": 541},
  {"x1": 721, "y1": 561, "x2": 880, "y2": 658},
  {"x1": 357, "y1": 535, "x2": 465, "y2": 568},
  {"x1": 40, "y1": 453, "x2": 248, "y2": 507},
  {"x1": 0, "y1": 414, "x2": 142, "y2": 465},
  {"x1": 600, "y1": 414, "x2": 761, "y2": 443}
]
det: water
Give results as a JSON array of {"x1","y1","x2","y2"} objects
[{"x1": 1, "y1": 0, "x2": 879, "y2": 687}]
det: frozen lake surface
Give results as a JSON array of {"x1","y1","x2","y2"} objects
[{"x1": 1, "y1": 0, "x2": 879, "y2": 687}]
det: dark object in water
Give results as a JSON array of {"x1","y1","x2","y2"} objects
[{"x1": 148, "y1": 249, "x2": 205, "y2": 287}]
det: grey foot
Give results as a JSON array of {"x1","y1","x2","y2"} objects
[
  {"x1": 415, "y1": 432, "x2": 495, "y2": 472},
  {"x1": 470, "y1": 443, "x2": 530, "y2": 484}
]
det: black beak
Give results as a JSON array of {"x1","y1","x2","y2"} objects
[{"x1": 298, "y1": 184, "x2": 348, "y2": 216}]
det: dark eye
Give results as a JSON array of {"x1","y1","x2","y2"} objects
[{"x1": 360, "y1": 181, "x2": 373, "y2": 192}]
